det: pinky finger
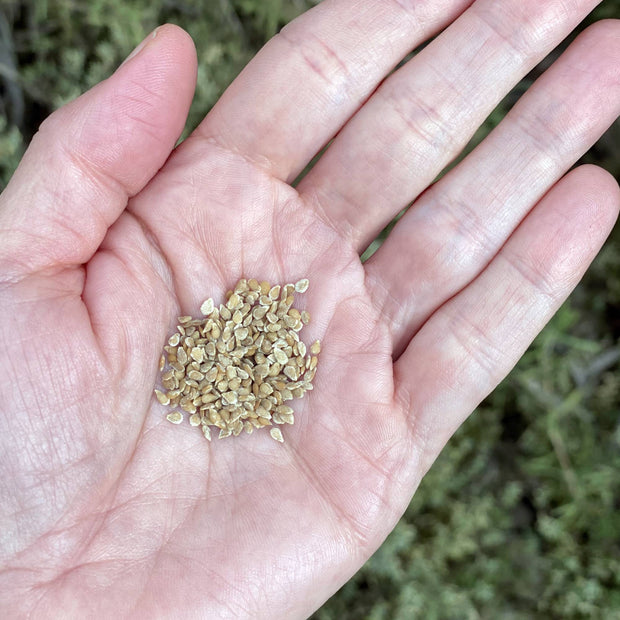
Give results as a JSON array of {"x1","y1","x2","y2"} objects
[{"x1": 394, "y1": 165, "x2": 620, "y2": 476}]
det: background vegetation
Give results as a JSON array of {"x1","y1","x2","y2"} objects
[{"x1": 1, "y1": 1, "x2": 619, "y2": 617}]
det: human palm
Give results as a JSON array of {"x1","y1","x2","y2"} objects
[{"x1": 1, "y1": 2, "x2": 619, "y2": 618}]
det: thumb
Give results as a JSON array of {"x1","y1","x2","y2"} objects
[{"x1": 0, "y1": 24, "x2": 197, "y2": 279}]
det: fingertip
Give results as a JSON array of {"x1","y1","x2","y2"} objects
[
  {"x1": 119, "y1": 23, "x2": 197, "y2": 66},
  {"x1": 134, "y1": 23, "x2": 197, "y2": 74},
  {"x1": 0, "y1": 21, "x2": 199, "y2": 276},
  {"x1": 577, "y1": 18, "x2": 620, "y2": 54},
  {"x1": 565, "y1": 164, "x2": 620, "y2": 233}
]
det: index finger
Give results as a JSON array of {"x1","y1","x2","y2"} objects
[{"x1": 192, "y1": 0, "x2": 474, "y2": 182}]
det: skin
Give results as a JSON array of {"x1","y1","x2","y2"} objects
[{"x1": 0, "y1": 0, "x2": 618, "y2": 617}]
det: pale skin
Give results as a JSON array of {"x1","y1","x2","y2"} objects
[{"x1": 0, "y1": 0, "x2": 619, "y2": 617}]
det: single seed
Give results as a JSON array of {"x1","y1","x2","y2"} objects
[
  {"x1": 310, "y1": 340, "x2": 321, "y2": 355},
  {"x1": 155, "y1": 389, "x2": 170, "y2": 405},
  {"x1": 200, "y1": 298, "x2": 215, "y2": 316},
  {"x1": 190, "y1": 347, "x2": 204, "y2": 363},
  {"x1": 177, "y1": 348, "x2": 188, "y2": 365},
  {"x1": 223, "y1": 391, "x2": 238, "y2": 404},
  {"x1": 273, "y1": 348, "x2": 288, "y2": 365},
  {"x1": 270, "y1": 428, "x2": 284, "y2": 443},
  {"x1": 294, "y1": 279, "x2": 309, "y2": 293},
  {"x1": 168, "y1": 333, "x2": 180, "y2": 347},
  {"x1": 227, "y1": 292, "x2": 241, "y2": 310},
  {"x1": 283, "y1": 365, "x2": 298, "y2": 381},
  {"x1": 166, "y1": 412, "x2": 183, "y2": 424}
]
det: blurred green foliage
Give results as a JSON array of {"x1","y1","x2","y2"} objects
[{"x1": 1, "y1": 1, "x2": 619, "y2": 617}]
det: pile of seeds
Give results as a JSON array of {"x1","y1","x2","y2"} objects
[{"x1": 155, "y1": 278, "x2": 320, "y2": 443}]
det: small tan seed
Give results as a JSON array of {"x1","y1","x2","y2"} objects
[
  {"x1": 155, "y1": 389, "x2": 170, "y2": 405},
  {"x1": 270, "y1": 427, "x2": 284, "y2": 443},
  {"x1": 227, "y1": 292, "x2": 241, "y2": 310},
  {"x1": 190, "y1": 347, "x2": 204, "y2": 363},
  {"x1": 273, "y1": 348, "x2": 288, "y2": 365},
  {"x1": 200, "y1": 298, "x2": 215, "y2": 316},
  {"x1": 177, "y1": 348, "x2": 188, "y2": 365},
  {"x1": 166, "y1": 411, "x2": 183, "y2": 424},
  {"x1": 294, "y1": 279, "x2": 309, "y2": 293}
]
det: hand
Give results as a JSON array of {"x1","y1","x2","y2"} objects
[{"x1": 0, "y1": 2, "x2": 618, "y2": 617}]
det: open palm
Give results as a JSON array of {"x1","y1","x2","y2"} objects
[{"x1": 1, "y1": 2, "x2": 619, "y2": 617}]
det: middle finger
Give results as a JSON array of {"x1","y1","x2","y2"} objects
[{"x1": 297, "y1": 0, "x2": 600, "y2": 250}]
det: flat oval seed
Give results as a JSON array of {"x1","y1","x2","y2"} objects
[
  {"x1": 226, "y1": 292, "x2": 240, "y2": 310},
  {"x1": 200, "y1": 298, "x2": 214, "y2": 316},
  {"x1": 177, "y1": 348, "x2": 188, "y2": 365},
  {"x1": 190, "y1": 347, "x2": 204, "y2": 363},
  {"x1": 154, "y1": 389, "x2": 170, "y2": 405},
  {"x1": 270, "y1": 427, "x2": 284, "y2": 443},
  {"x1": 273, "y1": 348, "x2": 288, "y2": 365},
  {"x1": 223, "y1": 391, "x2": 238, "y2": 404},
  {"x1": 253, "y1": 306, "x2": 268, "y2": 319},
  {"x1": 166, "y1": 412, "x2": 183, "y2": 424},
  {"x1": 294, "y1": 279, "x2": 309, "y2": 293}
]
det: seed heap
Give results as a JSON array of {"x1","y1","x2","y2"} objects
[{"x1": 155, "y1": 278, "x2": 320, "y2": 443}]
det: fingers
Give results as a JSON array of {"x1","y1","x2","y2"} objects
[
  {"x1": 366, "y1": 20, "x2": 620, "y2": 354},
  {"x1": 192, "y1": 0, "x2": 474, "y2": 182},
  {"x1": 297, "y1": 0, "x2": 600, "y2": 248},
  {"x1": 394, "y1": 164, "x2": 619, "y2": 477},
  {"x1": 0, "y1": 24, "x2": 197, "y2": 280}
]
